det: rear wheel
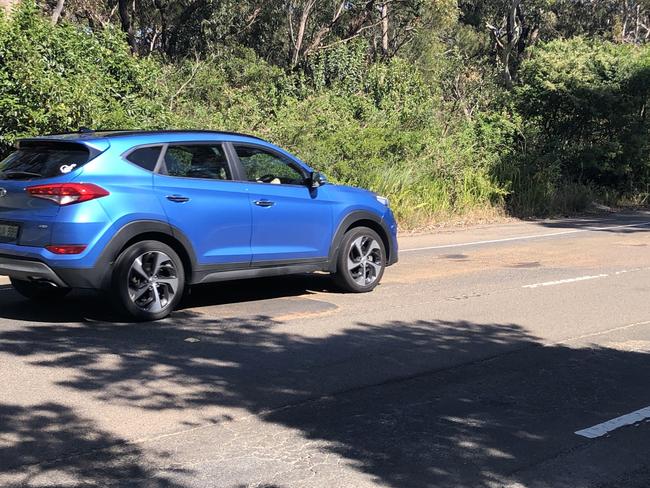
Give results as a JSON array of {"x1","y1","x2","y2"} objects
[
  {"x1": 112, "y1": 240, "x2": 185, "y2": 321},
  {"x1": 333, "y1": 226, "x2": 386, "y2": 293},
  {"x1": 10, "y1": 278, "x2": 70, "y2": 301}
]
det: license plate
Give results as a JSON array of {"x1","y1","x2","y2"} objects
[{"x1": 0, "y1": 223, "x2": 19, "y2": 242}]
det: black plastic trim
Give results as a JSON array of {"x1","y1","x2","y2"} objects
[
  {"x1": 0, "y1": 255, "x2": 68, "y2": 287},
  {"x1": 328, "y1": 211, "x2": 397, "y2": 272},
  {"x1": 55, "y1": 220, "x2": 199, "y2": 289},
  {"x1": 252, "y1": 257, "x2": 327, "y2": 269},
  {"x1": 192, "y1": 257, "x2": 328, "y2": 284},
  {"x1": 195, "y1": 262, "x2": 328, "y2": 284}
]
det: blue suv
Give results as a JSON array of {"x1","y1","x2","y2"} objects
[{"x1": 0, "y1": 130, "x2": 398, "y2": 320}]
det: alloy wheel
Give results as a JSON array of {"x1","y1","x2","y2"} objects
[
  {"x1": 347, "y1": 235, "x2": 383, "y2": 286},
  {"x1": 127, "y1": 251, "x2": 179, "y2": 313}
]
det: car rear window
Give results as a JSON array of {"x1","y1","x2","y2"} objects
[{"x1": 0, "y1": 142, "x2": 91, "y2": 180}]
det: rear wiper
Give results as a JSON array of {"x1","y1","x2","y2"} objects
[{"x1": 0, "y1": 170, "x2": 42, "y2": 180}]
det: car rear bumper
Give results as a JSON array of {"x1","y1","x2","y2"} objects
[{"x1": 0, "y1": 254, "x2": 69, "y2": 287}]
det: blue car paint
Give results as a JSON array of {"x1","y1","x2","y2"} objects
[{"x1": 0, "y1": 131, "x2": 398, "y2": 286}]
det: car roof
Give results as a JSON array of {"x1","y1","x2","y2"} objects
[{"x1": 25, "y1": 129, "x2": 266, "y2": 144}]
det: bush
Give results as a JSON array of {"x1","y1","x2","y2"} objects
[
  {"x1": 509, "y1": 38, "x2": 650, "y2": 213},
  {"x1": 166, "y1": 45, "x2": 511, "y2": 228},
  {"x1": 0, "y1": 5, "x2": 514, "y2": 228},
  {"x1": 0, "y1": 2, "x2": 168, "y2": 153}
]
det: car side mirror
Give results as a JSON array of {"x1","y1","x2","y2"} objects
[{"x1": 309, "y1": 171, "x2": 327, "y2": 188}]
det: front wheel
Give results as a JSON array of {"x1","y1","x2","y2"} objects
[
  {"x1": 333, "y1": 226, "x2": 386, "y2": 293},
  {"x1": 10, "y1": 278, "x2": 71, "y2": 302},
  {"x1": 112, "y1": 240, "x2": 185, "y2": 321}
]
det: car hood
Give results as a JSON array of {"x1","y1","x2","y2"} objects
[{"x1": 328, "y1": 183, "x2": 376, "y2": 198}]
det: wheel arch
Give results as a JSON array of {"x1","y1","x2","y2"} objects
[
  {"x1": 328, "y1": 211, "x2": 393, "y2": 273},
  {"x1": 119, "y1": 232, "x2": 193, "y2": 282},
  {"x1": 92, "y1": 220, "x2": 197, "y2": 289}
]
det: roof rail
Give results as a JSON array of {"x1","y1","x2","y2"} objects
[{"x1": 44, "y1": 129, "x2": 265, "y2": 141}]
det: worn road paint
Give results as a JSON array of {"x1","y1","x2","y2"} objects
[
  {"x1": 575, "y1": 406, "x2": 650, "y2": 439},
  {"x1": 558, "y1": 320, "x2": 650, "y2": 345},
  {"x1": 523, "y1": 274, "x2": 609, "y2": 289},
  {"x1": 523, "y1": 266, "x2": 650, "y2": 289},
  {"x1": 400, "y1": 221, "x2": 650, "y2": 253}
]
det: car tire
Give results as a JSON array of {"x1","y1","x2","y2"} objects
[
  {"x1": 112, "y1": 240, "x2": 185, "y2": 321},
  {"x1": 10, "y1": 278, "x2": 71, "y2": 301},
  {"x1": 333, "y1": 226, "x2": 386, "y2": 293}
]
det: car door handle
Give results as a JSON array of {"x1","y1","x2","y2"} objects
[
  {"x1": 166, "y1": 195, "x2": 190, "y2": 203},
  {"x1": 254, "y1": 199, "x2": 275, "y2": 207}
]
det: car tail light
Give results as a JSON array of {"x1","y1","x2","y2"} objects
[
  {"x1": 26, "y1": 183, "x2": 109, "y2": 206},
  {"x1": 46, "y1": 245, "x2": 87, "y2": 255}
]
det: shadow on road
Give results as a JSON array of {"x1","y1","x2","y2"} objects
[
  {"x1": 535, "y1": 212, "x2": 650, "y2": 233},
  {"x1": 0, "y1": 403, "x2": 187, "y2": 487},
  {"x1": 0, "y1": 273, "x2": 334, "y2": 323},
  {"x1": 1, "y1": 302, "x2": 649, "y2": 486}
]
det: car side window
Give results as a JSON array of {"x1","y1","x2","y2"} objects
[
  {"x1": 234, "y1": 145, "x2": 305, "y2": 185},
  {"x1": 164, "y1": 144, "x2": 232, "y2": 180},
  {"x1": 127, "y1": 146, "x2": 161, "y2": 172}
]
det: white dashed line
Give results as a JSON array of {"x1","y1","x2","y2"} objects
[
  {"x1": 575, "y1": 406, "x2": 650, "y2": 439},
  {"x1": 400, "y1": 221, "x2": 650, "y2": 253},
  {"x1": 523, "y1": 274, "x2": 610, "y2": 289},
  {"x1": 614, "y1": 268, "x2": 643, "y2": 275},
  {"x1": 523, "y1": 266, "x2": 650, "y2": 289}
]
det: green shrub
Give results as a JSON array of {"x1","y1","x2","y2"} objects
[
  {"x1": 0, "y1": 5, "x2": 516, "y2": 228},
  {"x1": 509, "y1": 38, "x2": 650, "y2": 213},
  {"x1": 0, "y1": 2, "x2": 168, "y2": 152}
]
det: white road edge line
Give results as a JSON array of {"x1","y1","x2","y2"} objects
[
  {"x1": 575, "y1": 406, "x2": 650, "y2": 439},
  {"x1": 400, "y1": 221, "x2": 650, "y2": 253},
  {"x1": 523, "y1": 274, "x2": 609, "y2": 289}
]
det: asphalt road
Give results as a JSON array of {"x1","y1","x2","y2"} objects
[{"x1": 2, "y1": 212, "x2": 650, "y2": 487}]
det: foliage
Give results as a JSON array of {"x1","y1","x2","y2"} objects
[
  {"x1": 508, "y1": 38, "x2": 650, "y2": 213},
  {"x1": 0, "y1": 2, "x2": 168, "y2": 151},
  {"x1": 3, "y1": 1, "x2": 650, "y2": 227}
]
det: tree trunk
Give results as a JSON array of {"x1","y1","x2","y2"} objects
[
  {"x1": 118, "y1": 0, "x2": 136, "y2": 51},
  {"x1": 153, "y1": 0, "x2": 168, "y2": 54},
  {"x1": 380, "y1": 2, "x2": 389, "y2": 56},
  {"x1": 51, "y1": 0, "x2": 65, "y2": 24},
  {"x1": 291, "y1": 1, "x2": 315, "y2": 67},
  {"x1": 503, "y1": 0, "x2": 522, "y2": 88}
]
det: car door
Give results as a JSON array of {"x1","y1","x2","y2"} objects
[
  {"x1": 231, "y1": 143, "x2": 333, "y2": 264},
  {"x1": 152, "y1": 142, "x2": 252, "y2": 267}
]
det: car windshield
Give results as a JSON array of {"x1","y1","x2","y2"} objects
[{"x1": 0, "y1": 142, "x2": 90, "y2": 180}]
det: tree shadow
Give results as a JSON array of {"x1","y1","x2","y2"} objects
[
  {"x1": 0, "y1": 316, "x2": 538, "y2": 412},
  {"x1": 1, "y1": 303, "x2": 649, "y2": 486},
  {"x1": 533, "y1": 212, "x2": 650, "y2": 233},
  {"x1": 0, "y1": 402, "x2": 188, "y2": 487},
  {"x1": 259, "y1": 338, "x2": 650, "y2": 488}
]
